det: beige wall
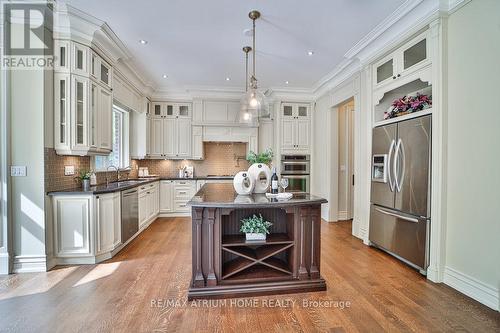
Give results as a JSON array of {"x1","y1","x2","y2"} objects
[{"x1": 445, "y1": 0, "x2": 500, "y2": 296}]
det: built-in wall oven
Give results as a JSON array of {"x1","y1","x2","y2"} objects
[{"x1": 281, "y1": 155, "x2": 310, "y2": 193}]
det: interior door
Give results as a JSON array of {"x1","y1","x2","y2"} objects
[
  {"x1": 394, "y1": 115, "x2": 431, "y2": 217},
  {"x1": 371, "y1": 123, "x2": 397, "y2": 209}
]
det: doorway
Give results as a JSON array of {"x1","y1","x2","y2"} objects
[{"x1": 337, "y1": 99, "x2": 355, "y2": 221}]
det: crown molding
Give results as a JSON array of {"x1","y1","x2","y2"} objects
[{"x1": 343, "y1": 0, "x2": 425, "y2": 60}]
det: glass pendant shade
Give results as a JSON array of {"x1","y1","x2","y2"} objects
[
  {"x1": 239, "y1": 95, "x2": 258, "y2": 126},
  {"x1": 243, "y1": 87, "x2": 269, "y2": 118}
]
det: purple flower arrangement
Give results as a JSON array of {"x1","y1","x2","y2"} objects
[{"x1": 384, "y1": 93, "x2": 432, "y2": 119}]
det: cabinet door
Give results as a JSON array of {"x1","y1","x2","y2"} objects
[
  {"x1": 54, "y1": 73, "x2": 71, "y2": 151},
  {"x1": 160, "y1": 181, "x2": 173, "y2": 213},
  {"x1": 99, "y1": 59, "x2": 112, "y2": 89},
  {"x1": 53, "y1": 196, "x2": 92, "y2": 256},
  {"x1": 71, "y1": 75, "x2": 89, "y2": 150},
  {"x1": 163, "y1": 118, "x2": 176, "y2": 157},
  {"x1": 192, "y1": 126, "x2": 203, "y2": 160},
  {"x1": 282, "y1": 104, "x2": 295, "y2": 119},
  {"x1": 89, "y1": 82, "x2": 99, "y2": 149},
  {"x1": 98, "y1": 87, "x2": 113, "y2": 151},
  {"x1": 54, "y1": 40, "x2": 70, "y2": 72},
  {"x1": 138, "y1": 192, "x2": 148, "y2": 229},
  {"x1": 71, "y1": 42, "x2": 90, "y2": 76},
  {"x1": 296, "y1": 118, "x2": 310, "y2": 151},
  {"x1": 281, "y1": 119, "x2": 295, "y2": 150},
  {"x1": 259, "y1": 120, "x2": 274, "y2": 153},
  {"x1": 95, "y1": 193, "x2": 116, "y2": 255},
  {"x1": 177, "y1": 103, "x2": 191, "y2": 118},
  {"x1": 152, "y1": 102, "x2": 163, "y2": 118},
  {"x1": 373, "y1": 55, "x2": 396, "y2": 86},
  {"x1": 112, "y1": 194, "x2": 121, "y2": 248},
  {"x1": 400, "y1": 32, "x2": 429, "y2": 75},
  {"x1": 165, "y1": 103, "x2": 175, "y2": 118},
  {"x1": 149, "y1": 118, "x2": 163, "y2": 157},
  {"x1": 177, "y1": 118, "x2": 192, "y2": 158}
]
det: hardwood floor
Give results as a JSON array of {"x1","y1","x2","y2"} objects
[{"x1": 0, "y1": 218, "x2": 498, "y2": 332}]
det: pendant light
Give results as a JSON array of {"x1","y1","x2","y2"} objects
[
  {"x1": 239, "y1": 46, "x2": 257, "y2": 125},
  {"x1": 240, "y1": 10, "x2": 270, "y2": 122}
]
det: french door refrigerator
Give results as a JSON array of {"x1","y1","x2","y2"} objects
[{"x1": 369, "y1": 115, "x2": 431, "y2": 274}]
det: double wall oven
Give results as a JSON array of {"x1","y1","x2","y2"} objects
[{"x1": 280, "y1": 155, "x2": 310, "y2": 193}]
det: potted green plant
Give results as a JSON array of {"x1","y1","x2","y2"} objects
[
  {"x1": 247, "y1": 148, "x2": 273, "y2": 194},
  {"x1": 77, "y1": 169, "x2": 93, "y2": 191},
  {"x1": 240, "y1": 214, "x2": 273, "y2": 241}
]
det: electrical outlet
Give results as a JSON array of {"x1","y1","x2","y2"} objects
[
  {"x1": 64, "y1": 165, "x2": 75, "y2": 176},
  {"x1": 10, "y1": 166, "x2": 27, "y2": 177}
]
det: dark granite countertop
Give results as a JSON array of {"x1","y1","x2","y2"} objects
[
  {"x1": 47, "y1": 176, "x2": 235, "y2": 196},
  {"x1": 188, "y1": 183, "x2": 327, "y2": 208},
  {"x1": 47, "y1": 178, "x2": 160, "y2": 195}
]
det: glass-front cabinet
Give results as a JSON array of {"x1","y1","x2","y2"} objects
[
  {"x1": 280, "y1": 103, "x2": 311, "y2": 154},
  {"x1": 54, "y1": 39, "x2": 114, "y2": 156},
  {"x1": 71, "y1": 75, "x2": 89, "y2": 151},
  {"x1": 373, "y1": 30, "x2": 430, "y2": 88}
]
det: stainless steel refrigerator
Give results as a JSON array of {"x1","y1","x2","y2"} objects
[{"x1": 369, "y1": 115, "x2": 431, "y2": 274}]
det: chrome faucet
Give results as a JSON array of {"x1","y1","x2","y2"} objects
[{"x1": 106, "y1": 165, "x2": 118, "y2": 186}]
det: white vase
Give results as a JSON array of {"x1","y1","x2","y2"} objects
[
  {"x1": 248, "y1": 163, "x2": 271, "y2": 194},
  {"x1": 233, "y1": 171, "x2": 255, "y2": 195},
  {"x1": 245, "y1": 233, "x2": 266, "y2": 241}
]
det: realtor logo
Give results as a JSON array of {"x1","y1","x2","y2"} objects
[{"x1": 2, "y1": 1, "x2": 53, "y2": 69}]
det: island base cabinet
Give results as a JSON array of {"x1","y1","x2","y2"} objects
[{"x1": 188, "y1": 205, "x2": 326, "y2": 299}]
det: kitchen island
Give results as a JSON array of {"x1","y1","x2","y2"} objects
[{"x1": 187, "y1": 183, "x2": 328, "y2": 299}]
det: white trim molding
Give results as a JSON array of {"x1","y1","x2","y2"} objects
[
  {"x1": 13, "y1": 255, "x2": 47, "y2": 273},
  {"x1": 443, "y1": 266, "x2": 499, "y2": 311}
]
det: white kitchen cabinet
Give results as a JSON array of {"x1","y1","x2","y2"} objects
[
  {"x1": 138, "y1": 190, "x2": 148, "y2": 230},
  {"x1": 193, "y1": 100, "x2": 241, "y2": 125},
  {"x1": 53, "y1": 195, "x2": 93, "y2": 257},
  {"x1": 259, "y1": 120, "x2": 274, "y2": 153},
  {"x1": 138, "y1": 182, "x2": 159, "y2": 230},
  {"x1": 149, "y1": 118, "x2": 164, "y2": 158},
  {"x1": 95, "y1": 192, "x2": 120, "y2": 255},
  {"x1": 373, "y1": 30, "x2": 430, "y2": 89},
  {"x1": 149, "y1": 102, "x2": 193, "y2": 159},
  {"x1": 280, "y1": 103, "x2": 311, "y2": 154},
  {"x1": 160, "y1": 180, "x2": 174, "y2": 213},
  {"x1": 192, "y1": 126, "x2": 204, "y2": 160},
  {"x1": 71, "y1": 42, "x2": 90, "y2": 77},
  {"x1": 130, "y1": 98, "x2": 151, "y2": 159},
  {"x1": 54, "y1": 39, "x2": 114, "y2": 156}
]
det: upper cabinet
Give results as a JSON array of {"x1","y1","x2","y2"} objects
[
  {"x1": 54, "y1": 40, "x2": 114, "y2": 156},
  {"x1": 280, "y1": 103, "x2": 311, "y2": 154},
  {"x1": 192, "y1": 100, "x2": 246, "y2": 126},
  {"x1": 373, "y1": 31, "x2": 430, "y2": 89},
  {"x1": 151, "y1": 102, "x2": 191, "y2": 119},
  {"x1": 149, "y1": 101, "x2": 192, "y2": 159}
]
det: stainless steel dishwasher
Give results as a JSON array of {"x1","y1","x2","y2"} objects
[{"x1": 121, "y1": 188, "x2": 139, "y2": 244}]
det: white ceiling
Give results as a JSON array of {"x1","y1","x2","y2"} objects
[{"x1": 65, "y1": 0, "x2": 407, "y2": 92}]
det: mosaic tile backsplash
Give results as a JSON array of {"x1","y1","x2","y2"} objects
[{"x1": 45, "y1": 143, "x2": 249, "y2": 192}]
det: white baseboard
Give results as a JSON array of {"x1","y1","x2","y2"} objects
[
  {"x1": 0, "y1": 253, "x2": 10, "y2": 274},
  {"x1": 443, "y1": 266, "x2": 499, "y2": 311},
  {"x1": 13, "y1": 255, "x2": 47, "y2": 273},
  {"x1": 337, "y1": 211, "x2": 348, "y2": 221}
]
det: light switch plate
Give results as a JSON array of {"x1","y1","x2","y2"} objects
[
  {"x1": 64, "y1": 165, "x2": 75, "y2": 176},
  {"x1": 11, "y1": 166, "x2": 27, "y2": 177}
]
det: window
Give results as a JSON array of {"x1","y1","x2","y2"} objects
[{"x1": 92, "y1": 106, "x2": 129, "y2": 171}]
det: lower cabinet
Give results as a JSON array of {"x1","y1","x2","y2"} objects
[
  {"x1": 96, "y1": 192, "x2": 121, "y2": 255},
  {"x1": 139, "y1": 181, "x2": 159, "y2": 230},
  {"x1": 160, "y1": 180, "x2": 196, "y2": 215}
]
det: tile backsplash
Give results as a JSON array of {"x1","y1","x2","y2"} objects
[
  {"x1": 45, "y1": 142, "x2": 249, "y2": 192},
  {"x1": 135, "y1": 142, "x2": 249, "y2": 177}
]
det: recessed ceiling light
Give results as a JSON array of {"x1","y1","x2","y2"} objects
[
  {"x1": 162, "y1": 74, "x2": 167, "y2": 79},
  {"x1": 225, "y1": 77, "x2": 231, "y2": 81},
  {"x1": 139, "y1": 39, "x2": 148, "y2": 45},
  {"x1": 285, "y1": 81, "x2": 289, "y2": 85},
  {"x1": 307, "y1": 50, "x2": 314, "y2": 56}
]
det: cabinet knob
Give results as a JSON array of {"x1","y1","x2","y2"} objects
[
  {"x1": 397, "y1": 74, "x2": 401, "y2": 77},
  {"x1": 392, "y1": 76, "x2": 396, "y2": 79}
]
